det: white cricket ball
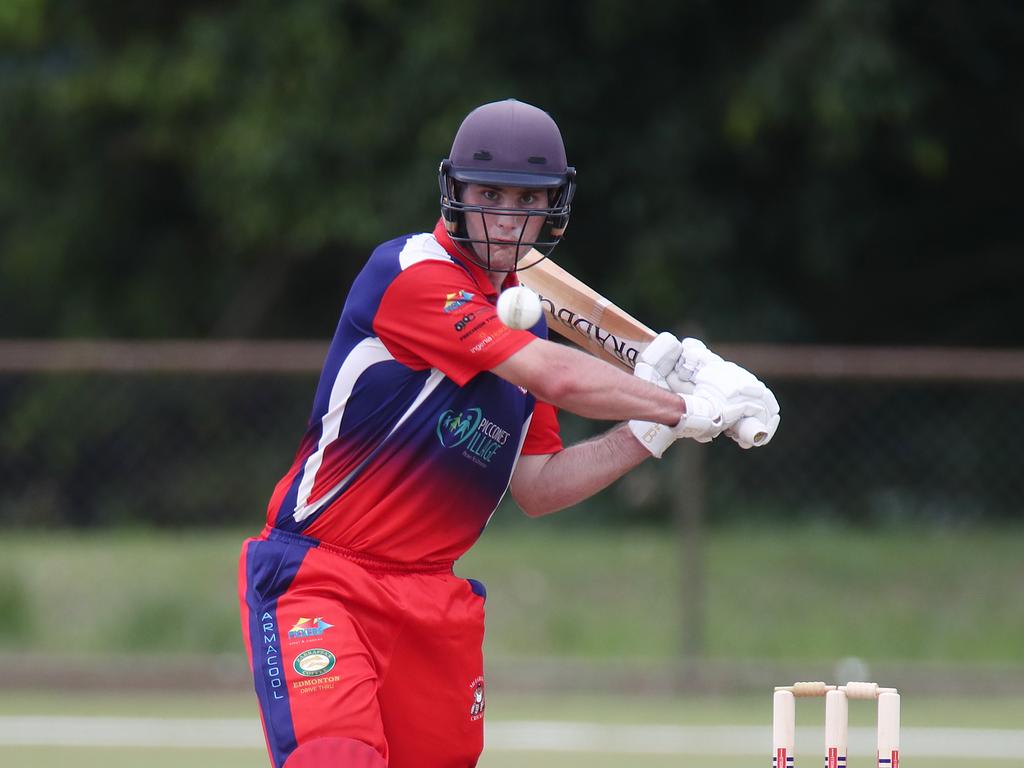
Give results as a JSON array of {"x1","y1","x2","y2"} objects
[{"x1": 496, "y1": 285, "x2": 542, "y2": 330}]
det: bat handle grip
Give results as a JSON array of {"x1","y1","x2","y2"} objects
[{"x1": 733, "y1": 417, "x2": 768, "y2": 446}]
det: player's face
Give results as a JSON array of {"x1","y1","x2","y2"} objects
[{"x1": 460, "y1": 184, "x2": 550, "y2": 271}]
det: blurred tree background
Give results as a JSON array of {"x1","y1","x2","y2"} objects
[
  {"x1": 2, "y1": 0, "x2": 1021, "y2": 344},
  {"x1": 1, "y1": 1, "x2": 1023, "y2": 688}
]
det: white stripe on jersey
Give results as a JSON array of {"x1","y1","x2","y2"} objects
[
  {"x1": 398, "y1": 233, "x2": 453, "y2": 270},
  {"x1": 291, "y1": 233, "x2": 458, "y2": 524},
  {"x1": 293, "y1": 337, "x2": 393, "y2": 521},
  {"x1": 481, "y1": 411, "x2": 534, "y2": 532},
  {"x1": 292, "y1": 338, "x2": 446, "y2": 524}
]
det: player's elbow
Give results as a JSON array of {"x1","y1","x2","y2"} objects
[
  {"x1": 528, "y1": 359, "x2": 579, "y2": 405},
  {"x1": 518, "y1": 500, "x2": 548, "y2": 518},
  {"x1": 510, "y1": 483, "x2": 541, "y2": 517},
  {"x1": 494, "y1": 339, "x2": 582, "y2": 406},
  {"x1": 515, "y1": 493, "x2": 559, "y2": 518},
  {"x1": 510, "y1": 454, "x2": 561, "y2": 517}
]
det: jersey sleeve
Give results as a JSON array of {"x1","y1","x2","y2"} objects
[
  {"x1": 374, "y1": 261, "x2": 536, "y2": 385},
  {"x1": 522, "y1": 400, "x2": 563, "y2": 455}
]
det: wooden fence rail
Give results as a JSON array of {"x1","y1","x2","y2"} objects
[{"x1": 2, "y1": 340, "x2": 1024, "y2": 381}]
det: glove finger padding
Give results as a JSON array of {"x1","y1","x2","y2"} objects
[
  {"x1": 664, "y1": 371, "x2": 694, "y2": 394},
  {"x1": 673, "y1": 337, "x2": 724, "y2": 385},
  {"x1": 635, "y1": 332, "x2": 682, "y2": 388},
  {"x1": 673, "y1": 393, "x2": 725, "y2": 441},
  {"x1": 718, "y1": 391, "x2": 770, "y2": 426},
  {"x1": 692, "y1": 360, "x2": 760, "y2": 400},
  {"x1": 691, "y1": 360, "x2": 776, "y2": 436}
]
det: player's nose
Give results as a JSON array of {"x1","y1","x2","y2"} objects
[{"x1": 492, "y1": 211, "x2": 523, "y2": 232}]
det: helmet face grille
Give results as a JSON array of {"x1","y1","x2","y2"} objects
[
  {"x1": 438, "y1": 100, "x2": 576, "y2": 272},
  {"x1": 438, "y1": 161, "x2": 576, "y2": 273}
]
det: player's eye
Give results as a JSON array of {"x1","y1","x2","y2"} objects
[{"x1": 481, "y1": 189, "x2": 499, "y2": 202}]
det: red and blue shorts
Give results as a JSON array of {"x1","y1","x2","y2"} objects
[{"x1": 238, "y1": 527, "x2": 487, "y2": 768}]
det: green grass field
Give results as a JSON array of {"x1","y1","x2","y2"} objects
[
  {"x1": 2, "y1": 690, "x2": 1023, "y2": 767},
  {"x1": 2, "y1": 525, "x2": 1023, "y2": 766},
  {"x1": 4, "y1": 689, "x2": 1023, "y2": 727},
  {"x1": 7, "y1": 749, "x2": 1019, "y2": 768},
  {"x1": 2, "y1": 524, "x2": 1023, "y2": 661}
]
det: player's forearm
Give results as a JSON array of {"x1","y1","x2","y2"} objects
[
  {"x1": 494, "y1": 339, "x2": 684, "y2": 425},
  {"x1": 510, "y1": 424, "x2": 650, "y2": 517},
  {"x1": 558, "y1": 354, "x2": 682, "y2": 424}
]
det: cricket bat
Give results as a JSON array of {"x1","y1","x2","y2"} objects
[
  {"x1": 517, "y1": 249, "x2": 768, "y2": 446},
  {"x1": 516, "y1": 250, "x2": 655, "y2": 372}
]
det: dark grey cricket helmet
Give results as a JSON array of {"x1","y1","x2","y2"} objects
[{"x1": 439, "y1": 99, "x2": 577, "y2": 271}]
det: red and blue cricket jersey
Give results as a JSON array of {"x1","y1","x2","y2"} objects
[
  {"x1": 240, "y1": 222, "x2": 563, "y2": 768},
  {"x1": 265, "y1": 218, "x2": 562, "y2": 562}
]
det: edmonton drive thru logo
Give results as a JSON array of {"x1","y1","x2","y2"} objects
[{"x1": 436, "y1": 406, "x2": 511, "y2": 467}]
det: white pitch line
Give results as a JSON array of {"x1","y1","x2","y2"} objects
[
  {"x1": 0, "y1": 717, "x2": 1022, "y2": 759},
  {"x1": 488, "y1": 722, "x2": 1024, "y2": 758},
  {"x1": 0, "y1": 717, "x2": 260, "y2": 749}
]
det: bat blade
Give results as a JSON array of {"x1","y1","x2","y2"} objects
[{"x1": 517, "y1": 249, "x2": 654, "y2": 371}]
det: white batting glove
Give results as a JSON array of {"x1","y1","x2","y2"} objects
[
  {"x1": 666, "y1": 337, "x2": 724, "y2": 393},
  {"x1": 629, "y1": 332, "x2": 683, "y2": 457},
  {"x1": 692, "y1": 359, "x2": 783, "y2": 450},
  {"x1": 630, "y1": 391, "x2": 726, "y2": 456},
  {"x1": 727, "y1": 388, "x2": 781, "y2": 449},
  {"x1": 672, "y1": 392, "x2": 725, "y2": 442},
  {"x1": 665, "y1": 338, "x2": 782, "y2": 449},
  {"x1": 629, "y1": 420, "x2": 676, "y2": 458},
  {"x1": 630, "y1": 332, "x2": 736, "y2": 454},
  {"x1": 691, "y1": 359, "x2": 770, "y2": 426},
  {"x1": 633, "y1": 331, "x2": 681, "y2": 390},
  {"x1": 629, "y1": 332, "x2": 779, "y2": 455}
]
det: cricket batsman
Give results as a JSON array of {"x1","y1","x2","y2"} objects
[{"x1": 238, "y1": 98, "x2": 780, "y2": 768}]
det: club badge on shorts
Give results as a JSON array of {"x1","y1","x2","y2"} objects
[{"x1": 469, "y1": 676, "x2": 486, "y2": 720}]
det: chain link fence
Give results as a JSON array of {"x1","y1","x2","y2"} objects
[{"x1": 2, "y1": 341, "x2": 1023, "y2": 529}]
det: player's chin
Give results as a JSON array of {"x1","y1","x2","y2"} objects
[{"x1": 485, "y1": 245, "x2": 521, "y2": 271}]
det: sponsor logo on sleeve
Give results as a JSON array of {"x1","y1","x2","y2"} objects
[
  {"x1": 457, "y1": 313, "x2": 500, "y2": 341},
  {"x1": 443, "y1": 290, "x2": 474, "y2": 313},
  {"x1": 468, "y1": 323, "x2": 510, "y2": 353},
  {"x1": 453, "y1": 312, "x2": 476, "y2": 332}
]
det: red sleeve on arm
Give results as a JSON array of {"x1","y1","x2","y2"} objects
[
  {"x1": 522, "y1": 400, "x2": 563, "y2": 455},
  {"x1": 374, "y1": 261, "x2": 536, "y2": 385}
]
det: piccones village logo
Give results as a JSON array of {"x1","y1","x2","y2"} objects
[
  {"x1": 437, "y1": 407, "x2": 482, "y2": 448},
  {"x1": 436, "y1": 407, "x2": 510, "y2": 466}
]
